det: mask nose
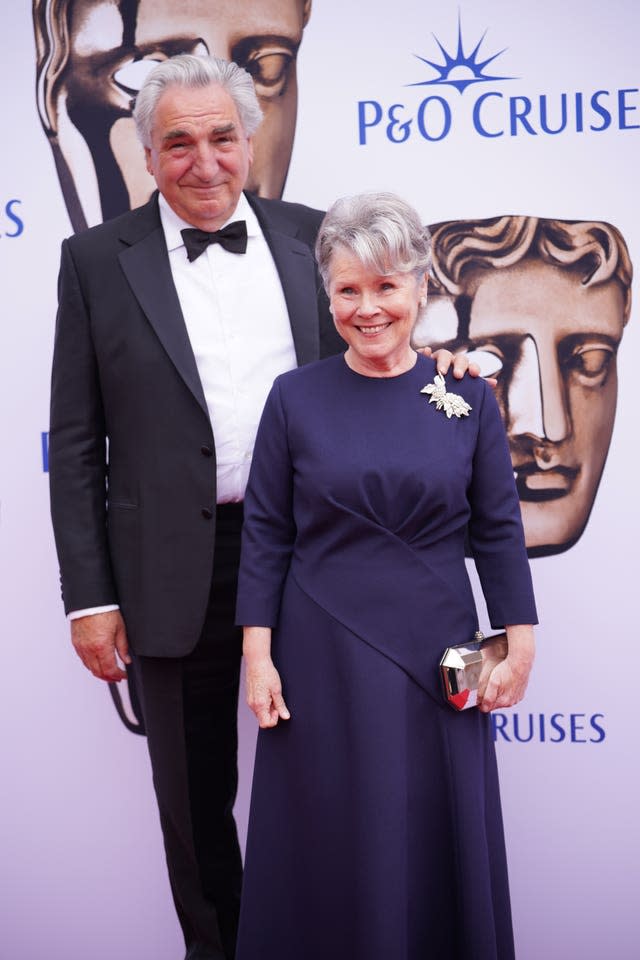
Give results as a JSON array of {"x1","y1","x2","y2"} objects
[{"x1": 508, "y1": 335, "x2": 570, "y2": 443}]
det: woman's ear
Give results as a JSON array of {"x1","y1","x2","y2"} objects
[{"x1": 418, "y1": 273, "x2": 429, "y2": 309}]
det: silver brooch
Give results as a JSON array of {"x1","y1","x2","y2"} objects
[{"x1": 421, "y1": 374, "x2": 472, "y2": 419}]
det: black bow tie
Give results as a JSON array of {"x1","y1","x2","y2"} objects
[{"x1": 181, "y1": 221, "x2": 248, "y2": 261}]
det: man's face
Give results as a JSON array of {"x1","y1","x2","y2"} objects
[
  {"x1": 145, "y1": 84, "x2": 253, "y2": 230},
  {"x1": 464, "y1": 260, "x2": 625, "y2": 555},
  {"x1": 39, "y1": 0, "x2": 309, "y2": 228}
]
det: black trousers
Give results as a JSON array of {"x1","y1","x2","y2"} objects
[{"x1": 131, "y1": 504, "x2": 244, "y2": 960}]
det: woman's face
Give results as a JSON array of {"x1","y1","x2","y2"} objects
[{"x1": 328, "y1": 249, "x2": 427, "y2": 374}]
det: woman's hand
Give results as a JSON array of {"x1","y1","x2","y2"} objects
[
  {"x1": 243, "y1": 626, "x2": 291, "y2": 728},
  {"x1": 477, "y1": 625, "x2": 535, "y2": 712}
]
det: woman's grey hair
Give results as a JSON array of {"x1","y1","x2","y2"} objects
[
  {"x1": 133, "y1": 54, "x2": 263, "y2": 148},
  {"x1": 315, "y1": 192, "x2": 432, "y2": 291}
]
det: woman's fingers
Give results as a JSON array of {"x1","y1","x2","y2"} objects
[
  {"x1": 478, "y1": 659, "x2": 531, "y2": 712},
  {"x1": 246, "y1": 663, "x2": 291, "y2": 727},
  {"x1": 272, "y1": 690, "x2": 291, "y2": 721}
]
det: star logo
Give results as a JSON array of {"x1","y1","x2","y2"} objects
[{"x1": 409, "y1": 14, "x2": 516, "y2": 94}]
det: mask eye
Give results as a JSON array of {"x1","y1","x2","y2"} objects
[
  {"x1": 113, "y1": 58, "x2": 163, "y2": 96},
  {"x1": 569, "y1": 346, "x2": 615, "y2": 385},
  {"x1": 466, "y1": 349, "x2": 504, "y2": 378},
  {"x1": 244, "y1": 50, "x2": 294, "y2": 99},
  {"x1": 559, "y1": 337, "x2": 618, "y2": 388}
]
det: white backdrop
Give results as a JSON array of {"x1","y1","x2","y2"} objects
[{"x1": 1, "y1": 1, "x2": 638, "y2": 958}]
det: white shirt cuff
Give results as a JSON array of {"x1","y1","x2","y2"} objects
[{"x1": 68, "y1": 605, "x2": 120, "y2": 620}]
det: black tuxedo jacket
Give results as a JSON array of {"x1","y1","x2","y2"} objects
[{"x1": 49, "y1": 191, "x2": 342, "y2": 657}]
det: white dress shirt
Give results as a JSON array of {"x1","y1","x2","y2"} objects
[
  {"x1": 69, "y1": 192, "x2": 299, "y2": 620},
  {"x1": 160, "y1": 192, "x2": 298, "y2": 502}
]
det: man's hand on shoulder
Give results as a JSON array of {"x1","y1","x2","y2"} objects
[
  {"x1": 71, "y1": 610, "x2": 131, "y2": 682},
  {"x1": 418, "y1": 346, "x2": 497, "y2": 387}
]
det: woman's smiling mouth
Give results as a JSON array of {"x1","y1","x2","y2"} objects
[{"x1": 357, "y1": 323, "x2": 391, "y2": 335}]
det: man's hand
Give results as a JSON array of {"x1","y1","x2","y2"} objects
[
  {"x1": 71, "y1": 610, "x2": 131, "y2": 682},
  {"x1": 420, "y1": 346, "x2": 497, "y2": 387}
]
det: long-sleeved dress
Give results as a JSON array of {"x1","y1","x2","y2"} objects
[{"x1": 235, "y1": 353, "x2": 537, "y2": 960}]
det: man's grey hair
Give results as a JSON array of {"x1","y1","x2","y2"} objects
[
  {"x1": 133, "y1": 54, "x2": 263, "y2": 147},
  {"x1": 315, "y1": 192, "x2": 432, "y2": 291}
]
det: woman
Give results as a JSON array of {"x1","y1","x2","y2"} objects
[{"x1": 235, "y1": 193, "x2": 537, "y2": 960}]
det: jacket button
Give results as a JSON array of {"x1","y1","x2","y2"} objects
[
  {"x1": 201, "y1": 444, "x2": 213, "y2": 457},
  {"x1": 201, "y1": 507, "x2": 213, "y2": 520}
]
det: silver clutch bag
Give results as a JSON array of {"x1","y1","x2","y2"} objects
[{"x1": 440, "y1": 631, "x2": 508, "y2": 711}]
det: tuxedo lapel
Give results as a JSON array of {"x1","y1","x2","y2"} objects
[
  {"x1": 117, "y1": 197, "x2": 209, "y2": 418},
  {"x1": 115, "y1": 192, "x2": 321, "y2": 416},
  {"x1": 265, "y1": 232, "x2": 320, "y2": 366},
  {"x1": 247, "y1": 193, "x2": 320, "y2": 366}
]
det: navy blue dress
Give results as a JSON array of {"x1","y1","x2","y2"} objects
[{"x1": 236, "y1": 354, "x2": 537, "y2": 960}]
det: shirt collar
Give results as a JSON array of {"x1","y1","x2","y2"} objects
[{"x1": 158, "y1": 192, "x2": 259, "y2": 254}]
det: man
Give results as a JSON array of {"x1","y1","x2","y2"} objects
[
  {"x1": 34, "y1": 0, "x2": 314, "y2": 733},
  {"x1": 33, "y1": 0, "x2": 312, "y2": 231},
  {"x1": 49, "y1": 53, "x2": 471, "y2": 959},
  {"x1": 413, "y1": 215, "x2": 632, "y2": 556}
]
